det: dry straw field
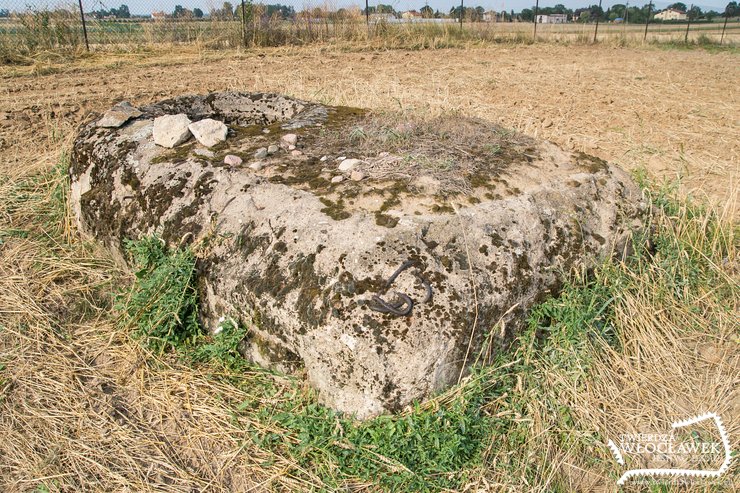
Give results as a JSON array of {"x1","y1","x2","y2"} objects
[{"x1": 0, "y1": 41, "x2": 738, "y2": 492}]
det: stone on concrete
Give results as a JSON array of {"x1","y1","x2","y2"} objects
[
  {"x1": 189, "y1": 118, "x2": 228, "y2": 147},
  {"x1": 153, "y1": 113, "x2": 191, "y2": 148},
  {"x1": 97, "y1": 101, "x2": 142, "y2": 128}
]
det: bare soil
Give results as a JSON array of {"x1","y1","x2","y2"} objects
[{"x1": 1, "y1": 44, "x2": 737, "y2": 214}]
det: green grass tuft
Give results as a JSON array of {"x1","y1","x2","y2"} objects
[{"x1": 118, "y1": 236, "x2": 200, "y2": 354}]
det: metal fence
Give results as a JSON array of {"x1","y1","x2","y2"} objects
[{"x1": 1, "y1": 1, "x2": 738, "y2": 56}]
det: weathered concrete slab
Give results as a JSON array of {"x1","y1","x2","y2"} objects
[{"x1": 70, "y1": 92, "x2": 646, "y2": 418}]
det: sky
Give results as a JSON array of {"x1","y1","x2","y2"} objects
[{"x1": 1, "y1": 0, "x2": 731, "y2": 16}]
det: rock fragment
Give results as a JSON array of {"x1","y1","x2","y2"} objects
[
  {"x1": 188, "y1": 118, "x2": 228, "y2": 147},
  {"x1": 224, "y1": 154, "x2": 243, "y2": 166},
  {"x1": 153, "y1": 114, "x2": 191, "y2": 148},
  {"x1": 281, "y1": 133, "x2": 298, "y2": 147},
  {"x1": 97, "y1": 102, "x2": 142, "y2": 128},
  {"x1": 338, "y1": 158, "x2": 362, "y2": 172}
]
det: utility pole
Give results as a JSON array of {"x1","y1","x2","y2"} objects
[
  {"x1": 644, "y1": 1, "x2": 652, "y2": 41},
  {"x1": 533, "y1": 0, "x2": 539, "y2": 40},
  {"x1": 365, "y1": 0, "x2": 369, "y2": 27},
  {"x1": 594, "y1": 0, "x2": 602, "y2": 43},
  {"x1": 460, "y1": 0, "x2": 464, "y2": 29}
]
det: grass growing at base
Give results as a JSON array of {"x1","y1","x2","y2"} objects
[
  {"x1": 116, "y1": 172, "x2": 736, "y2": 491},
  {"x1": 118, "y1": 236, "x2": 200, "y2": 354}
]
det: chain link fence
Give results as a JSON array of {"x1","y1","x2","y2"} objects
[{"x1": 1, "y1": 1, "x2": 738, "y2": 56}]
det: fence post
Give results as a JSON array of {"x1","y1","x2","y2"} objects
[
  {"x1": 623, "y1": 2, "x2": 629, "y2": 34},
  {"x1": 240, "y1": 0, "x2": 247, "y2": 47},
  {"x1": 644, "y1": 1, "x2": 652, "y2": 41},
  {"x1": 594, "y1": 0, "x2": 602, "y2": 42},
  {"x1": 77, "y1": 0, "x2": 89, "y2": 51},
  {"x1": 365, "y1": 0, "x2": 369, "y2": 28},
  {"x1": 533, "y1": 0, "x2": 539, "y2": 41},
  {"x1": 460, "y1": 0, "x2": 464, "y2": 29},
  {"x1": 720, "y1": 6, "x2": 729, "y2": 44},
  {"x1": 685, "y1": 4, "x2": 693, "y2": 43}
]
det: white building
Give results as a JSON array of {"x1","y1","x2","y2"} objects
[
  {"x1": 536, "y1": 14, "x2": 567, "y2": 24},
  {"x1": 654, "y1": 8, "x2": 687, "y2": 21}
]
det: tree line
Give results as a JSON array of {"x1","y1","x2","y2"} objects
[{"x1": 4, "y1": 2, "x2": 735, "y2": 23}]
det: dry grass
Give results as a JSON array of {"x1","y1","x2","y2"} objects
[
  {"x1": 314, "y1": 112, "x2": 538, "y2": 194},
  {"x1": 0, "y1": 44, "x2": 738, "y2": 492}
]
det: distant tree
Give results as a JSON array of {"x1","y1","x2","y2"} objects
[
  {"x1": 193, "y1": 8, "x2": 204, "y2": 18},
  {"x1": 723, "y1": 2, "x2": 738, "y2": 17},
  {"x1": 577, "y1": 9, "x2": 591, "y2": 22},
  {"x1": 420, "y1": 5, "x2": 434, "y2": 18},
  {"x1": 173, "y1": 5, "x2": 186, "y2": 18},
  {"x1": 234, "y1": 2, "x2": 249, "y2": 20},
  {"x1": 0, "y1": 9, "x2": 9, "y2": 18},
  {"x1": 520, "y1": 8, "x2": 534, "y2": 21},
  {"x1": 212, "y1": 2, "x2": 235, "y2": 20},
  {"x1": 115, "y1": 4, "x2": 130, "y2": 18},
  {"x1": 687, "y1": 5, "x2": 703, "y2": 19},
  {"x1": 376, "y1": 4, "x2": 395, "y2": 15},
  {"x1": 264, "y1": 4, "x2": 295, "y2": 19},
  {"x1": 667, "y1": 2, "x2": 687, "y2": 12}
]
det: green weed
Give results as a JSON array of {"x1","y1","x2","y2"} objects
[{"x1": 118, "y1": 236, "x2": 200, "y2": 354}]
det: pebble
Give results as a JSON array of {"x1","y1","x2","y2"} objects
[
  {"x1": 281, "y1": 133, "x2": 298, "y2": 146},
  {"x1": 350, "y1": 170, "x2": 366, "y2": 181},
  {"x1": 153, "y1": 113, "x2": 192, "y2": 148},
  {"x1": 320, "y1": 155, "x2": 328, "y2": 162},
  {"x1": 262, "y1": 128, "x2": 270, "y2": 134},
  {"x1": 338, "y1": 158, "x2": 362, "y2": 172},
  {"x1": 267, "y1": 144, "x2": 279, "y2": 154},
  {"x1": 291, "y1": 150, "x2": 302, "y2": 157},
  {"x1": 337, "y1": 156, "x2": 347, "y2": 161},
  {"x1": 288, "y1": 145, "x2": 296, "y2": 151},
  {"x1": 188, "y1": 118, "x2": 228, "y2": 147},
  {"x1": 249, "y1": 162, "x2": 264, "y2": 171},
  {"x1": 331, "y1": 175, "x2": 344, "y2": 184},
  {"x1": 254, "y1": 147, "x2": 268, "y2": 159},
  {"x1": 224, "y1": 154, "x2": 243, "y2": 166}
]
